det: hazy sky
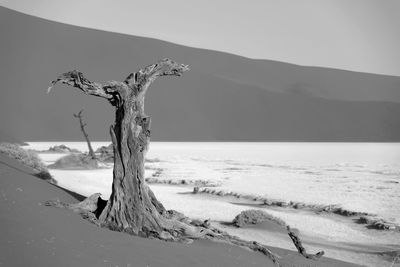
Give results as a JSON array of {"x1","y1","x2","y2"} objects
[{"x1": 2, "y1": 0, "x2": 400, "y2": 76}]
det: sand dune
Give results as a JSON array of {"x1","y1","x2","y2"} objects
[{"x1": 1, "y1": 7, "x2": 400, "y2": 142}]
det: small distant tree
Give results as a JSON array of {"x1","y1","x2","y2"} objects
[{"x1": 73, "y1": 109, "x2": 96, "y2": 159}]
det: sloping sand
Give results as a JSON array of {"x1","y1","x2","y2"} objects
[{"x1": 0, "y1": 154, "x2": 360, "y2": 267}]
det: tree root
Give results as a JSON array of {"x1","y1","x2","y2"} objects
[
  {"x1": 211, "y1": 231, "x2": 281, "y2": 265},
  {"x1": 44, "y1": 193, "x2": 103, "y2": 226},
  {"x1": 287, "y1": 226, "x2": 325, "y2": 260},
  {"x1": 45, "y1": 193, "x2": 324, "y2": 266}
]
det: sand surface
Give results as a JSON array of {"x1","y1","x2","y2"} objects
[{"x1": 0, "y1": 153, "x2": 362, "y2": 266}]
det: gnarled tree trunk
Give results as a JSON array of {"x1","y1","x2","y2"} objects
[{"x1": 99, "y1": 96, "x2": 164, "y2": 235}]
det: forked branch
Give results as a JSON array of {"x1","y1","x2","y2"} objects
[{"x1": 48, "y1": 59, "x2": 189, "y2": 103}]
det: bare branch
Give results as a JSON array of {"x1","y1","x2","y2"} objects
[
  {"x1": 48, "y1": 70, "x2": 113, "y2": 100},
  {"x1": 125, "y1": 58, "x2": 189, "y2": 94},
  {"x1": 73, "y1": 109, "x2": 84, "y2": 118}
]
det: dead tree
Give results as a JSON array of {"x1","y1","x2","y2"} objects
[
  {"x1": 73, "y1": 109, "x2": 96, "y2": 159},
  {"x1": 48, "y1": 59, "x2": 203, "y2": 239},
  {"x1": 48, "y1": 59, "x2": 323, "y2": 264}
]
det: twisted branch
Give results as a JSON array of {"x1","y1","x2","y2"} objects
[
  {"x1": 124, "y1": 58, "x2": 189, "y2": 95},
  {"x1": 48, "y1": 70, "x2": 113, "y2": 100}
]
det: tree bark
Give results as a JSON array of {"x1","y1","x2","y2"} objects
[
  {"x1": 73, "y1": 110, "x2": 96, "y2": 159},
  {"x1": 98, "y1": 98, "x2": 164, "y2": 235}
]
